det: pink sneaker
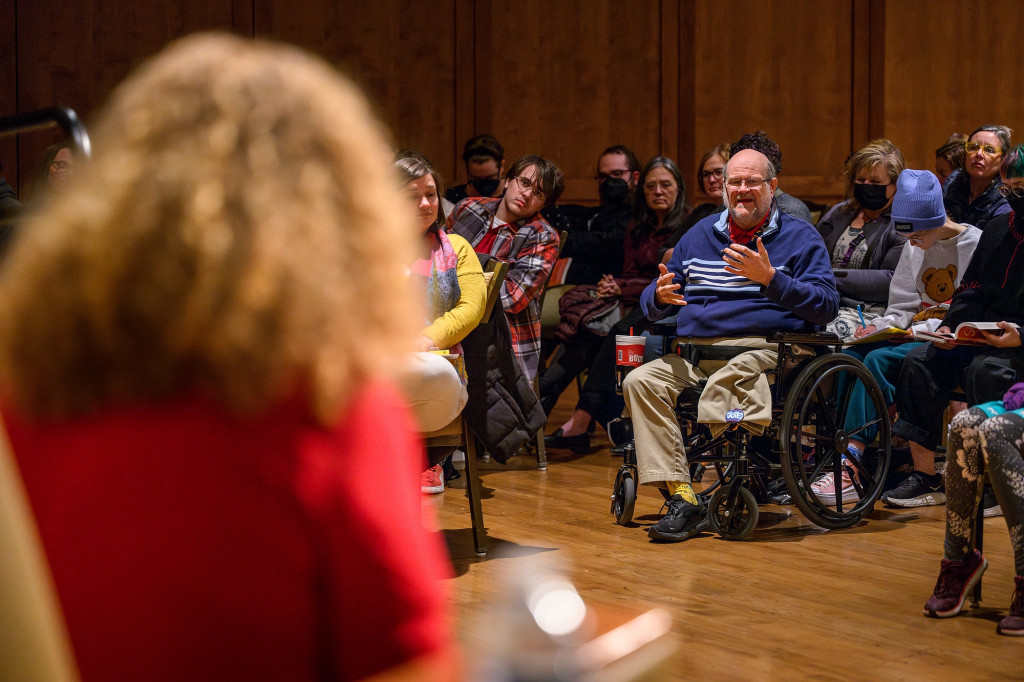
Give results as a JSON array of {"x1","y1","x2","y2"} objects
[
  {"x1": 811, "y1": 460, "x2": 859, "y2": 505},
  {"x1": 421, "y1": 464, "x2": 444, "y2": 494}
]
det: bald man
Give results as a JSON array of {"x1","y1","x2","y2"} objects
[{"x1": 623, "y1": 149, "x2": 839, "y2": 542}]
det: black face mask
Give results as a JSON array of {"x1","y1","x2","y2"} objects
[
  {"x1": 599, "y1": 177, "x2": 631, "y2": 206},
  {"x1": 470, "y1": 177, "x2": 500, "y2": 197},
  {"x1": 853, "y1": 183, "x2": 891, "y2": 211},
  {"x1": 1008, "y1": 196, "x2": 1024, "y2": 217}
]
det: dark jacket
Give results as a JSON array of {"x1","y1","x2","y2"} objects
[
  {"x1": 943, "y1": 212, "x2": 1024, "y2": 332},
  {"x1": 943, "y1": 170, "x2": 1010, "y2": 232},
  {"x1": 0, "y1": 177, "x2": 22, "y2": 255},
  {"x1": 557, "y1": 202, "x2": 631, "y2": 283},
  {"x1": 816, "y1": 200, "x2": 905, "y2": 307},
  {"x1": 460, "y1": 289, "x2": 546, "y2": 463}
]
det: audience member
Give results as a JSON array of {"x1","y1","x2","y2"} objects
[
  {"x1": 661, "y1": 143, "x2": 730, "y2": 261},
  {"x1": 30, "y1": 141, "x2": 76, "y2": 203},
  {"x1": 448, "y1": 153, "x2": 564, "y2": 382},
  {"x1": 943, "y1": 124, "x2": 1012, "y2": 231},
  {"x1": 730, "y1": 130, "x2": 813, "y2": 223},
  {"x1": 623, "y1": 149, "x2": 837, "y2": 542},
  {"x1": 0, "y1": 33, "x2": 456, "y2": 681},
  {"x1": 542, "y1": 156, "x2": 690, "y2": 451},
  {"x1": 935, "y1": 133, "x2": 967, "y2": 187},
  {"x1": 815, "y1": 169, "x2": 980, "y2": 505},
  {"x1": 558, "y1": 144, "x2": 640, "y2": 284},
  {"x1": 445, "y1": 133, "x2": 505, "y2": 205},
  {"x1": 0, "y1": 157, "x2": 21, "y2": 251},
  {"x1": 396, "y1": 152, "x2": 486, "y2": 494},
  {"x1": 887, "y1": 144, "x2": 1024, "y2": 509},
  {"x1": 817, "y1": 139, "x2": 907, "y2": 339},
  {"x1": 923, "y1": 386, "x2": 1024, "y2": 635}
]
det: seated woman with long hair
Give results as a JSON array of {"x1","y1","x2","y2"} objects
[
  {"x1": 396, "y1": 152, "x2": 485, "y2": 493},
  {"x1": 541, "y1": 156, "x2": 690, "y2": 452},
  {"x1": 0, "y1": 34, "x2": 457, "y2": 681}
]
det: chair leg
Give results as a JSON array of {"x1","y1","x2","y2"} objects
[
  {"x1": 972, "y1": 486, "x2": 985, "y2": 606},
  {"x1": 535, "y1": 429, "x2": 548, "y2": 470},
  {"x1": 533, "y1": 376, "x2": 548, "y2": 471},
  {"x1": 462, "y1": 427, "x2": 487, "y2": 557}
]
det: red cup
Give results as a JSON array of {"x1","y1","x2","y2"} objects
[{"x1": 615, "y1": 334, "x2": 646, "y2": 393}]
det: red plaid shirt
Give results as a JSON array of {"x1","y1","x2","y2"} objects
[{"x1": 448, "y1": 197, "x2": 559, "y2": 381}]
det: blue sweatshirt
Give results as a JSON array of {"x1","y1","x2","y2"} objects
[{"x1": 640, "y1": 206, "x2": 838, "y2": 337}]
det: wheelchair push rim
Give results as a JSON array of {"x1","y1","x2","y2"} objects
[{"x1": 779, "y1": 352, "x2": 891, "y2": 530}]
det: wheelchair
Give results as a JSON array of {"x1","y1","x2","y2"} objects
[{"x1": 611, "y1": 330, "x2": 892, "y2": 540}]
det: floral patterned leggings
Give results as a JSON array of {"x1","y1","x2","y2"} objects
[{"x1": 944, "y1": 406, "x2": 1024, "y2": 575}]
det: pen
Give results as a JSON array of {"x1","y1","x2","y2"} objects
[{"x1": 857, "y1": 304, "x2": 867, "y2": 329}]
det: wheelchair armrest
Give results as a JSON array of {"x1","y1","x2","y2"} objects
[{"x1": 765, "y1": 330, "x2": 840, "y2": 345}]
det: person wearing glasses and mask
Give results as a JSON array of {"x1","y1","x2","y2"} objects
[
  {"x1": 622, "y1": 149, "x2": 837, "y2": 542},
  {"x1": 557, "y1": 145, "x2": 640, "y2": 285},
  {"x1": 448, "y1": 154, "x2": 564, "y2": 382},
  {"x1": 886, "y1": 144, "x2": 1024, "y2": 509},
  {"x1": 816, "y1": 139, "x2": 908, "y2": 340},
  {"x1": 942, "y1": 125, "x2": 1012, "y2": 232}
]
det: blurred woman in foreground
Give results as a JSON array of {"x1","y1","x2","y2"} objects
[{"x1": 0, "y1": 33, "x2": 457, "y2": 681}]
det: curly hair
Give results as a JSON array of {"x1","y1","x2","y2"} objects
[{"x1": 0, "y1": 33, "x2": 419, "y2": 423}]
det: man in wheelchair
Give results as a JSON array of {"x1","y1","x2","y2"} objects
[{"x1": 623, "y1": 149, "x2": 839, "y2": 542}]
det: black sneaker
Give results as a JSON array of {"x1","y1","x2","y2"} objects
[
  {"x1": 647, "y1": 494, "x2": 708, "y2": 542},
  {"x1": 882, "y1": 470, "x2": 946, "y2": 507},
  {"x1": 982, "y1": 485, "x2": 1003, "y2": 518}
]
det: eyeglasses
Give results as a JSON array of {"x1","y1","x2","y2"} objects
[
  {"x1": 643, "y1": 180, "x2": 676, "y2": 193},
  {"x1": 725, "y1": 177, "x2": 768, "y2": 191},
  {"x1": 512, "y1": 175, "x2": 547, "y2": 202},
  {"x1": 48, "y1": 160, "x2": 72, "y2": 174},
  {"x1": 853, "y1": 179, "x2": 892, "y2": 186},
  {"x1": 965, "y1": 141, "x2": 1003, "y2": 156},
  {"x1": 595, "y1": 169, "x2": 631, "y2": 183},
  {"x1": 700, "y1": 168, "x2": 725, "y2": 181},
  {"x1": 998, "y1": 183, "x2": 1024, "y2": 199}
]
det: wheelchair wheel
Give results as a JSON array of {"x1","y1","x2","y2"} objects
[
  {"x1": 708, "y1": 485, "x2": 759, "y2": 540},
  {"x1": 779, "y1": 353, "x2": 891, "y2": 530},
  {"x1": 612, "y1": 468, "x2": 637, "y2": 525}
]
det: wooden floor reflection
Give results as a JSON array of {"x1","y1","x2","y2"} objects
[{"x1": 429, "y1": 387, "x2": 1022, "y2": 680}]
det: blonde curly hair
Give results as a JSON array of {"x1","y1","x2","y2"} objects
[{"x1": 0, "y1": 33, "x2": 419, "y2": 423}]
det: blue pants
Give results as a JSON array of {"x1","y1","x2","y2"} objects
[{"x1": 841, "y1": 341, "x2": 922, "y2": 445}]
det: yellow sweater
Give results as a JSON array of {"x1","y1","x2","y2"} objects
[{"x1": 421, "y1": 233, "x2": 485, "y2": 349}]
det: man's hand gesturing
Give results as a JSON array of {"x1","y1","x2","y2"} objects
[{"x1": 655, "y1": 263, "x2": 687, "y2": 307}]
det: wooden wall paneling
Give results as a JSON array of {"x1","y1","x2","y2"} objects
[
  {"x1": 254, "y1": 0, "x2": 458, "y2": 183},
  {"x1": 883, "y1": 0, "x2": 1024, "y2": 173},
  {"x1": 0, "y1": 0, "x2": 17, "y2": 197},
  {"x1": 231, "y1": 0, "x2": 254, "y2": 37},
  {"x1": 14, "y1": 1, "x2": 238, "y2": 196},
  {"x1": 659, "y1": 0, "x2": 680, "y2": 164},
  {"x1": 692, "y1": 0, "x2": 854, "y2": 203},
  {"x1": 453, "y1": 0, "x2": 476, "y2": 182},
  {"x1": 676, "y1": 0, "x2": 698, "y2": 204},
  {"x1": 471, "y1": 0, "x2": 663, "y2": 205}
]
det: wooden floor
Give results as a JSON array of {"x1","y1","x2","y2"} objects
[{"x1": 428, "y1": 386, "x2": 1024, "y2": 680}]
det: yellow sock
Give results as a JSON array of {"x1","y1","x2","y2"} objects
[{"x1": 667, "y1": 481, "x2": 698, "y2": 506}]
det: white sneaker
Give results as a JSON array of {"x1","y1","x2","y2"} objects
[
  {"x1": 811, "y1": 461, "x2": 860, "y2": 505},
  {"x1": 451, "y1": 449, "x2": 465, "y2": 471}
]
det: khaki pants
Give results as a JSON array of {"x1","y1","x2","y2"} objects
[{"x1": 621, "y1": 338, "x2": 777, "y2": 487}]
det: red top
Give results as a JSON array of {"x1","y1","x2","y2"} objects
[{"x1": 4, "y1": 380, "x2": 454, "y2": 681}]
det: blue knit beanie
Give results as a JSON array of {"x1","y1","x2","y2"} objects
[{"x1": 891, "y1": 169, "x2": 946, "y2": 232}]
